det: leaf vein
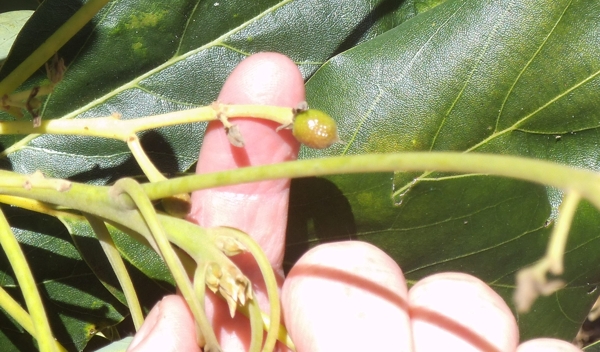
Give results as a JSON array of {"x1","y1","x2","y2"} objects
[
  {"x1": 175, "y1": 0, "x2": 203, "y2": 56},
  {"x1": 404, "y1": 224, "x2": 545, "y2": 275},
  {"x1": 430, "y1": 0, "x2": 516, "y2": 151},
  {"x1": 494, "y1": 0, "x2": 574, "y2": 133},
  {"x1": 341, "y1": 86, "x2": 383, "y2": 155}
]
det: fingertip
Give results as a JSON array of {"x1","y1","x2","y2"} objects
[
  {"x1": 282, "y1": 241, "x2": 412, "y2": 351},
  {"x1": 127, "y1": 295, "x2": 200, "y2": 352},
  {"x1": 517, "y1": 338, "x2": 582, "y2": 352},
  {"x1": 217, "y1": 52, "x2": 305, "y2": 107},
  {"x1": 409, "y1": 273, "x2": 519, "y2": 352},
  {"x1": 197, "y1": 52, "x2": 304, "y2": 176}
]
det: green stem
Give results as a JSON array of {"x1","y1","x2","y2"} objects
[
  {"x1": 84, "y1": 215, "x2": 145, "y2": 330},
  {"x1": 112, "y1": 178, "x2": 220, "y2": 351},
  {"x1": 127, "y1": 134, "x2": 166, "y2": 182},
  {"x1": 1, "y1": 153, "x2": 600, "y2": 243},
  {"x1": 0, "y1": 195, "x2": 69, "y2": 218},
  {"x1": 0, "y1": 208, "x2": 57, "y2": 352},
  {"x1": 5, "y1": 85, "x2": 54, "y2": 105},
  {"x1": 0, "y1": 0, "x2": 111, "y2": 97},
  {"x1": 546, "y1": 191, "x2": 581, "y2": 275},
  {"x1": 514, "y1": 191, "x2": 583, "y2": 312},
  {"x1": 2, "y1": 152, "x2": 600, "y2": 343},
  {"x1": 0, "y1": 285, "x2": 34, "y2": 336},
  {"x1": 1, "y1": 153, "x2": 600, "y2": 257},
  {"x1": 246, "y1": 297, "x2": 263, "y2": 352},
  {"x1": 237, "y1": 305, "x2": 296, "y2": 351},
  {"x1": 0, "y1": 285, "x2": 67, "y2": 351},
  {"x1": 0, "y1": 105, "x2": 294, "y2": 141},
  {"x1": 192, "y1": 264, "x2": 221, "y2": 350},
  {"x1": 0, "y1": 171, "x2": 239, "y2": 285},
  {"x1": 142, "y1": 152, "x2": 600, "y2": 209}
]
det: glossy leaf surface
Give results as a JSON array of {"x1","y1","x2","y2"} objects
[
  {"x1": 0, "y1": 0, "x2": 416, "y2": 349},
  {"x1": 1, "y1": 0, "x2": 598, "y2": 349},
  {"x1": 295, "y1": 0, "x2": 600, "y2": 341}
]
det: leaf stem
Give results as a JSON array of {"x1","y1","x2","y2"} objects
[
  {"x1": 0, "y1": 286, "x2": 66, "y2": 351},
  {"x1": 0, "y1": 208, "x2": 58, "y2": 352},
  {"x1": 246, "y1": 297, "x2": 264, "y2": 352},
  {"x1": 216, "y1": 228, "x2": 280, "y2": 352},
  {"x1": 546, "y1": 191, "x2": 581, "y2": 275},
  {"x1": 84, "y1": 215, "x2": 145, "y2": 331},
  {"x1": 192, "y1": 264, "x2": 221, "y2": 350},
  {"x1": 2, "y1": 152, "x2": 600, "y2": 341},
  {"x1": 2, "y1": 153, "x2": 600, "y2": 245},
  {"x1": 0, "y1": 105, "x2": 294, "y2": 141},
  {"x1": 126, "y1": 134, "x2": 166, "y2": 182},
  {"x1": 111, "y1": 178, "x2": 220, "y2": 350},
  {"x1": 0, "y1": 195, "x2": 70, "y2": 218},
  {"x1": 512, "y1": 190, "x2": 582, "y2": 312}
]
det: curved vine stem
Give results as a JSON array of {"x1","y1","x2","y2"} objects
[
  {"x1": 546, "y1": 191, "x2": 581, "y2": 276},
  {"x1": 111, "y1": 178, "x2": 222, "y2": 351},
  {"x1": 126, "y1": 133, "x2": 191, "y2": 217},
  {"x1": 0, "y1": 286, "x2": 66, "y2": 351},
  {"x1": 246, "y1": 295, "x2": 264, "y2": 352},
  {"x1": 192, "y1": 264, "x2": 221, "y2": 349},
  {"x1": 126, "y1": 134, "x2": 167, "y2": 183},
  {"x1": 0, "y1": 151, "x2": 599, "y2": 346},
  {"x1": 514, "y1": 191, "x2": 582, "y2": 312}
]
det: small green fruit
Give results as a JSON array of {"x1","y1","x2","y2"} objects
[{"x1": 292, "y1": 109, "x2": 340, "y2": 149}]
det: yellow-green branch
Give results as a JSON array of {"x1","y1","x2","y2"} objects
[
  {"x1": 0, "y1": 104, "x2": 294, "y2": 141},
  {"x1": 141, "y1": 152, "x2": 600, "y2": 210},
  {"x1": 0, "y1": 286, "x2": 66, "y2": 351},
  {"x1": 1, "y1": 152, "x2": 600, "y2": 350},
  {"x1": 0, "y1": 208, "x2": 58, "y2": 352}
]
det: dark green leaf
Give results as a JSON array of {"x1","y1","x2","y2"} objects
[
  {"x1": 0, "y1": 0, "x2": 412, "y2": 349},
  {"x1": 0, "y1": 206, "x2": 127, "y2": 351},
  {"x1": 293, "y1": 0, "x2": 600, "y2": 341},
  {"x1": 61, "y1": 215, "x2": 174, "y2": 307}
]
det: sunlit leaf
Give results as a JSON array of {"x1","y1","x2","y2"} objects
[
  {"x1": 293, "y1": 0, "x2": 600, "y2": 341},
  {"x1": 0, "y1": 0, "x2": 413, "y2": 349},
  {"x1": 0, "y1": 10, "x2": 34, "y2": 64}
]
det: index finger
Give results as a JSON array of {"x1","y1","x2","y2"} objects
[
  {"x1": 188, "y1": 52, "x2": 305, "y2": 351},
  {"x1": 188, "y1": 52, "x2": 305, "y2": 272}
]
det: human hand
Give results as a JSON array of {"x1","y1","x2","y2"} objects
[{"x1": 126, "y1": 52, "x2": 582, "y2": 352}]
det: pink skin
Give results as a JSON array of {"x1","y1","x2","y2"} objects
[{"x1": 127, "y1": 53, "x2": 582, "y2": 352}]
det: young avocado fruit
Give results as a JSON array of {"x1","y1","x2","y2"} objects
[{"x1": 292, "y1": 109, "x2": 340, "y2": 149}]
